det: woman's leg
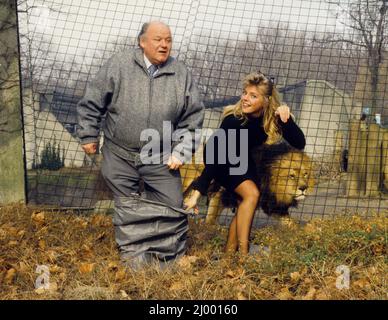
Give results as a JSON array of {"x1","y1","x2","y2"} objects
[
  {"x1": 225, "y1": 215, "x2": 238, "y2": 253},
  {"x1": 232, "y1": 180, "x2": 260, "y2": 255}
]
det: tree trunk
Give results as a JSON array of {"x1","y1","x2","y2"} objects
[
  {"x1": 0, "y1": 2, "x2": 25, "y2": 204},
  {"x1": 347, "y1": 119, "x2": 366, "y2": 197},
  {"x1": 365, "y1": 124, "x2": 382, "y2": 197},
  {"x1": 370, "y1": 63, "x2": 380, "y2": 117},
  {"x1": 382, "y1": 131, "x2": 388, "y2": 191}
]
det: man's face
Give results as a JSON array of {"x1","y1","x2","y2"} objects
[{"x1": 140, "y1": 23, "x2": 172, "y2": 65}]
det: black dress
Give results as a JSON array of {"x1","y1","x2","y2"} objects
[{"x1": 191, "y1": 114, "x2": 306, "y2": 195}]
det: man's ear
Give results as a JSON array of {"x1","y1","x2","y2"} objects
[{"x1": 139, "y1": 37, "x2": 145, "y2": 50}]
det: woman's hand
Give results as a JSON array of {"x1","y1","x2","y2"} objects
[
  {"x1": 183, "y1": 190, "x2": 201, "y2": 214},
  {"x1": 275, "y1": 104, "x2": 290, "y2": 123}
]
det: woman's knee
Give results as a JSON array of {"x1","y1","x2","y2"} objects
[
  {"x1": 236, "y1": 181, "x2": 260, "y2": 203},
  {"x1": 241, "y1": 194, "x2": 259, "y2": 207}
]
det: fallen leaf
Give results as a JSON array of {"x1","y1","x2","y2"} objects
[
  {"x1": 18, "y1": 262, "x2": 28, "y2": 273},
  {"x1": 276, "y1": 287, "x2": 293, "y2": 300},
  {"x1": 96, "y1": 232, "x2": 106, "y2": 241},
  {"x1": 225, "y1": 270, "x2": 235, "y2": 278},
  {"x1": 48, "y1": 281, "x2": 58, "y2": 292},
  {"x1": 80, "y1": 245, "x2": 94, "y2": 259},
  {"x1": 353, "y1": 279, "x2": 371, "y2": 290},
  {"x1": 177, "y1": 255, "x2": 198, "y2": 269},
  {"x1": 225, "y1": 268, "x2": 245, "y2": 279},
  {"x1": 46, "y1": 250, "x2": 58, "y2": 263},
  {"x1": 290, "y1": 271, "x2": 301, "y2": 282},
  {"x1": 280, "y1": 218, "x2": 297, "y2": 229},
  {"x1": 35, "y1": 287, "x2": 45, "y2": 295},
  {"x1": 7, "y1": 226, "x2": 19, "y2": 237},
  {"x1": 17, "y1": 230, "x2": 26, "y2": 239},
  {"x1": 8, "y1": 240, "x2": 18, "y2": 247},
  {"x1": 304, "y1": 223, "x2": 316, "y2": 234},
  {"x1": 74, "y1": 218, "x2": 88, "y2": 229},
  {"x1": 107, "y1": 262, "x2": 119, "y2": 272},
  {"x1": 367, "y1": 266, "x2": 377, "y2": 275},
  {"x1": 91, "y1": 215, "x2": 109, "y2": 227},
  {"x1": 170, "y1": 281, "x2": 184, "y2": 291},
  {"x1": 49, "y1": 265, "x2": 63, "y2": 274},
  {"x1": 302, "y1": 287, "x2": 317, "y2": 300},
  {"x1": 0, "y1": 228, "x2": 6, "y2": 240},
  {"x1": 31, "y1": 212, "x2": 45, "y2": 226},
  {"x1": 315, "y1": 290, "x2": 331, "y2": 300},
  {"x1": 120, "y1": 290, "x2": 129, "y2": 299},
  {"x1": 79, "y1": 263, "x2": 95, "y2": 274},
  {"x1": 371, "y1": 244, "x2": 384, "y2": 255},
  {"x1": 38, "y1": 239, "x2": 46, "y2": 250},
  {"x1": 35, "y1": 281, "x2": 58, "y2": 295},
  {"x1": 4, "y1": 268, "x2": 17, "y2": 285},
  {"x1": 237, "y1": 292, "x2": 248, "y2": 300},
  {"x1": 114, "y1": 269, "x2": 126, "y2": 282},
  {"x1": 36, "y1": 226, "x2": 49, "y2": 236}
]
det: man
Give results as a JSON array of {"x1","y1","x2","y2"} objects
[{"x1": 77, "y1": 21, "x2": 204, "y2": 268}]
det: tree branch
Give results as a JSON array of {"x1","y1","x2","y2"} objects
[{"x1": 313, "y1": 36, "x2": 368, "y2": 49}]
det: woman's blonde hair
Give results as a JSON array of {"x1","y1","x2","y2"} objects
[{"x1": 223, "y1": 72, "x2": 282, "y2": 145}]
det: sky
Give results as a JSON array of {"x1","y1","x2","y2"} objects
[{"x1": 18, "y1": 0, "x2": 348, "y2": 62}]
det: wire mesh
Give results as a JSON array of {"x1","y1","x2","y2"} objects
[{"x1": 16, "y1": 0, "x2": 388, "y2": 227}]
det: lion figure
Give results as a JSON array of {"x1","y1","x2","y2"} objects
[{"x1": 248, "y1": 143, "x2": 315, "y2": 216}]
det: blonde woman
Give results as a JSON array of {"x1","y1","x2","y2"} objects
[{"x1": 184, "y1": 72, "x2": 305, "y2": 255}]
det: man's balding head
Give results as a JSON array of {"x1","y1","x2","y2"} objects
[{"x1": 138, "y1": 21, "x2": 172, "y2": 65}]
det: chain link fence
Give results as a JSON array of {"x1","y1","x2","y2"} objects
[{"x1": 12, "y1": 0, "x2": 388, "y2": 226}]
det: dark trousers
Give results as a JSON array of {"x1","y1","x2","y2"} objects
[{"x1": 100, "y1": 146, "x2": 188, "y2": 266}]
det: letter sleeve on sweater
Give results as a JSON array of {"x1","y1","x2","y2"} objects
[
  {"x1": 172, "y1": 71, "x2": 204, "y2": 163},
  {"x1": 76, "y1": 55, "x2": 119, "y2": 145}
]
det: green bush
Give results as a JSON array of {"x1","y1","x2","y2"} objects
[{"x1": 37, "y1": 139, "x2": 65, "y2": 170}]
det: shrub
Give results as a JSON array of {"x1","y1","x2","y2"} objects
[{"x1": 37, "y1": 139, "x2": 65, "y2": 170}]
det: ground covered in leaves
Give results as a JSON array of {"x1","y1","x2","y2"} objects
[{"x1": 0, "y1": 204, "x2": 386, "y2": 300}]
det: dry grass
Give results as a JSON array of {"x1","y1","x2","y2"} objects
[{"x1": 0, "y1": 203, "x2": 386, "y2": 300}]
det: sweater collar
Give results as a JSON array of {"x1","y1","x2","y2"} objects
[
  {"x1": 143, "y1": 54, "x2": 153, "y2": 69},
  {"x1": 134, "y1": 48, "x2": 176, "y2": 76}
]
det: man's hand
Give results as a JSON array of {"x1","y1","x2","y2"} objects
[
  {"x1": 82, "y1": 142, "x2": 98, "y2": 154},
  {"x1": 167, "y1": 155, "x2": 183, "y2": 170},
  {"x1": 275, "y1": 104, "x2": 291, "y2": 123}
]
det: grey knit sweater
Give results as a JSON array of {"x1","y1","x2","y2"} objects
[{"x1": 77, "y1": 48, "x2": 204, "y2": 162}]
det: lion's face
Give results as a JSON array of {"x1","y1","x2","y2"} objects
[{"x1": 268, "y1": 151, "x2": 315, "y2": 206}]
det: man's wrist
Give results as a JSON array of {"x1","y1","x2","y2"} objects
[{"x1": 80, "y1": 138, "x2": 99, "y2": 145}]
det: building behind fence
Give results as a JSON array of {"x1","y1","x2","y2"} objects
[{"x1": 0, "y1": 0, "x2": 387, "y2": 224}]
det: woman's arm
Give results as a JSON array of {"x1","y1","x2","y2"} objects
[
  {"x1": 275, "y1": 105, "x2": 306, "y2": 150},
  {"x1": 279, "y1": 117, "x2": 306, "y2": 149},
  {"x1": 184, "y1": 162, "x2": 216, "y2": 212},
  {"x1": 190, "y1": 164, "x2": 216, "y2": 195},
  {"x1": 191, "y1": 115, "x2": 240, "y2": 194}
]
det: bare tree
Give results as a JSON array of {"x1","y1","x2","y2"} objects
[
  {"x1": 325, "y1": 0, "x2": 388, "y2": 115},
  {"x1": 0, "y1": 0, "x2": 20, "y2": 137},
  {"x1": 186, "y1": 23, "x2": 360, "y2": 104},
  {"x1": 0, "y1": 0, "x2": 18, "y2": 90}
]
